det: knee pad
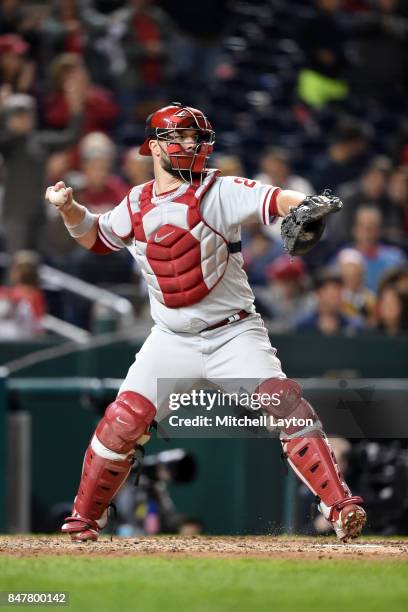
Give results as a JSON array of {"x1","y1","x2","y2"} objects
[
  {"x1": 255, "y1": 378, "x2": 319, "y2": 435},
  {"x1": 256, "y1": 377, "x2": 302, "y2": 418},
  {"x1": 96, "y1": 391, "x2": 156, "y2": 454}
]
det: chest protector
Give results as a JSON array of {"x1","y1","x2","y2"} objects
[{"x1": 127, "y1": 171, "x2": 238, "y2": 308}]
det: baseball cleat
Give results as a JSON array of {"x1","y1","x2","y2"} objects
[
  {"x1": 325, "y1": 503, "x2": 367, "y2": 543},
  {"x1": 61, "y1": 509, "x2": 107, "y2": 543},
  {"x1": 61, "y1": 516, "x2": 100, "y2": 542}
]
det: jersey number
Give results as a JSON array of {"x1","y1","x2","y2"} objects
[{"x1": 234, "y1": 178, "x2": 256, "y2": 188}]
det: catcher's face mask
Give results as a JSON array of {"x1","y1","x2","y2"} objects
[{"x1": 139, "y1": 102, "x2": 215, "y2": 183}]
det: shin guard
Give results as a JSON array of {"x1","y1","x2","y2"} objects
[
  {"x1": 257, "y1": 377, "x2": 366, "y2": 540},
  {"x1": 62, "y1": 391, "x2": 156, "y2": 541}
]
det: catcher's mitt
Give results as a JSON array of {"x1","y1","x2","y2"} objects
[{"x1": 281, "y1": 192, "x2": 343, "y2": 256}]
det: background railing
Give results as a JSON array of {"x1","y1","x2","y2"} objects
[{"x1": 0, "y1": 255, "x2": 137, "y2": 340}]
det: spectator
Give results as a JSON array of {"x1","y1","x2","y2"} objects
[
  {"x1": 254, "y1": 148, "x2": 314, "y2": 243},
  {"x1": 254, "y1": 255, "x2": 314, "y2": 332},
  {"x1": 213, "y1": 154, "x2": 244, "y2": 178},
  {"x1": 393, "y1": 264, "x2": 408, "y2": 295},
  {"x1": 0, "y1": 87, "x2": 84, "y2": 254},
  {"x1": 0, "y1": 33, "x2": 35, "y2": 94},
  {"x1": 378, "y1": 264, "x2": 408, "y2": 296},
  {"x1": 387, "y1": 166, "x2": 408, "y2": 246},
  {"x1": 374, "y1": 284, "x2": 408, "y2": 335},
  {"x1": 0, "y1": 1, "x2": 45, "y2": 58},
  {"x1": 122, "y1": 146, "x2": 153, "y2": 187},
  {"x1": 255, "y1": 147, "x2": 314, "y2": 194},
  {"x1": 81, "y1": 0, "x2": 176, "y2": 125},
  {"x1": 296, "y1": 269, "x2": 363, "y2": 335},
  {"x1": 311, "y1": 120, "x2": 370, "y2": 193},
  {"x1": 120, "y1": 0, "x2": 177, "y2": 125},
  {"x1": 74, "y1": 132, "x2": 128, "y2": 213},
  {"x1": 0, "y1": 250, "x2": 46, "y2": 338},
  {"x1": 46, "y1": 148, "x2": 74, "y2": 187},
  {"x1": 159, "y1": 0, "x2": 229, "y2": 101},
  {"x1": 337, "y1": 248, "x2": 376, "y2": 321},
  {"x1": 43, "y1": 53, "x2": 118, "y2": 136},
  {"x1": 40, "y1": 0, "x2": 85, "y2": 57},
  {"x1": 328, "y1": 156, "x2": 393, "y2": 246},
  {"x1": 297, "y1": 0, "x2": 349, "y2": 108},
  {"x1": 341, "y1": 155, "x2": 392, "y2": 208},
  {"x1": 349, "y1": 206, "x2": 406, "y2": 292},
  {"x1": 126, "y1": 0, "x2": 174, "y2": 87}
]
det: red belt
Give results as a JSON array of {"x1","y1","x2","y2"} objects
[{"x1": 201, "y1": 310, "x2": 250, "y2": 332}]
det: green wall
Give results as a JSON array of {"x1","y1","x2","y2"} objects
[
  {"x1": 3, "y1": 380, "x2": 283, "y2": 535},
  {"x1": 2, "y1": 331, "x2": 408, "y2": 379},
  {"x1": 0, "y1": 331, "x2": 407, "y2": 533}
]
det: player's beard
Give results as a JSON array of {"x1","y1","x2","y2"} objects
[
  {"x1": 159, "y1": 149, "x2": 202, "y2": 184},
  {"x1": 160, "y1": 153, "x2": 181, "y2": 179}
]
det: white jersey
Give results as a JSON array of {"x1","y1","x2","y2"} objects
[{"x1": 98, "y1": 175, "x2": 279, "y2": 333}]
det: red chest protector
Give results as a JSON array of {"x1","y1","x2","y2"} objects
[{"x1": 127, "y1": 171, "x2": 240, "y2": 308}]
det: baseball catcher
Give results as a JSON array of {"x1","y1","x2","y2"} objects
[{"x1": 46, "y1": 102, "x2": 366, "y2": 543}]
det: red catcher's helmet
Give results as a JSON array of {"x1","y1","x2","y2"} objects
[{"x1": 139, "y1": 102, "x2": 215, "y2": 180}]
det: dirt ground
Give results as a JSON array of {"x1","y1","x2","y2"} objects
[{"x1": 0, "y1": 536, "x2": 407, "y2": 560}]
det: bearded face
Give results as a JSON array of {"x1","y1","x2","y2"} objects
[
  {"x1": 154, "y1": 128, "x2": 213, "y2": 183},
  {"x1": 159, "y1": 149, "x2": 179, "y2": 177},
  {"x1": 157, "y1": 130, "x2": 198, "y2": 180}
]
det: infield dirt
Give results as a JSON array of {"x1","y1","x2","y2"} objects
[{"x1": 0, "y1": 536, "x2": 407, "y2": 560}]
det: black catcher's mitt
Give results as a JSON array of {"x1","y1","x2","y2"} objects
[{"x1": 281, "y1": 192, "x2": 343, "y2": 256}]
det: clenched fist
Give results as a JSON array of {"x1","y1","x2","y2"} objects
[{"x1": 45, "y1": 181, "x2": 74, "y2": 211}]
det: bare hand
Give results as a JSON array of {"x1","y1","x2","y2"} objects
[{"x1": 45, "y1": 181, "x2": 74, "y2": 213}]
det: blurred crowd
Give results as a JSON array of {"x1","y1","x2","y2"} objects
[{"x1": 1, "y1": 0, "x2": 408, "y2": 336}]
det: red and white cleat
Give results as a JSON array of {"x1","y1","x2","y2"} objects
[
  {"x1": 61, "y1": 510, "x2": 107, "y2": 543},
  {"x1": 319, "y1": 497, "x2": 367, "y2": 542}
]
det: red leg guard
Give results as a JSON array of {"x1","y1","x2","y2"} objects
[
  {"x1": 61, "y1": 447, "x2": 133, "y2": 541},
  {"x1": 62, "y1": 391, "x2": 156, "y2": 542},
  {"x1": 282, "y1": 436, "x2": 352, "y2": 510},
  {"x1": 257, "y1": 378, "x2": 366, "y2": 540}
]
